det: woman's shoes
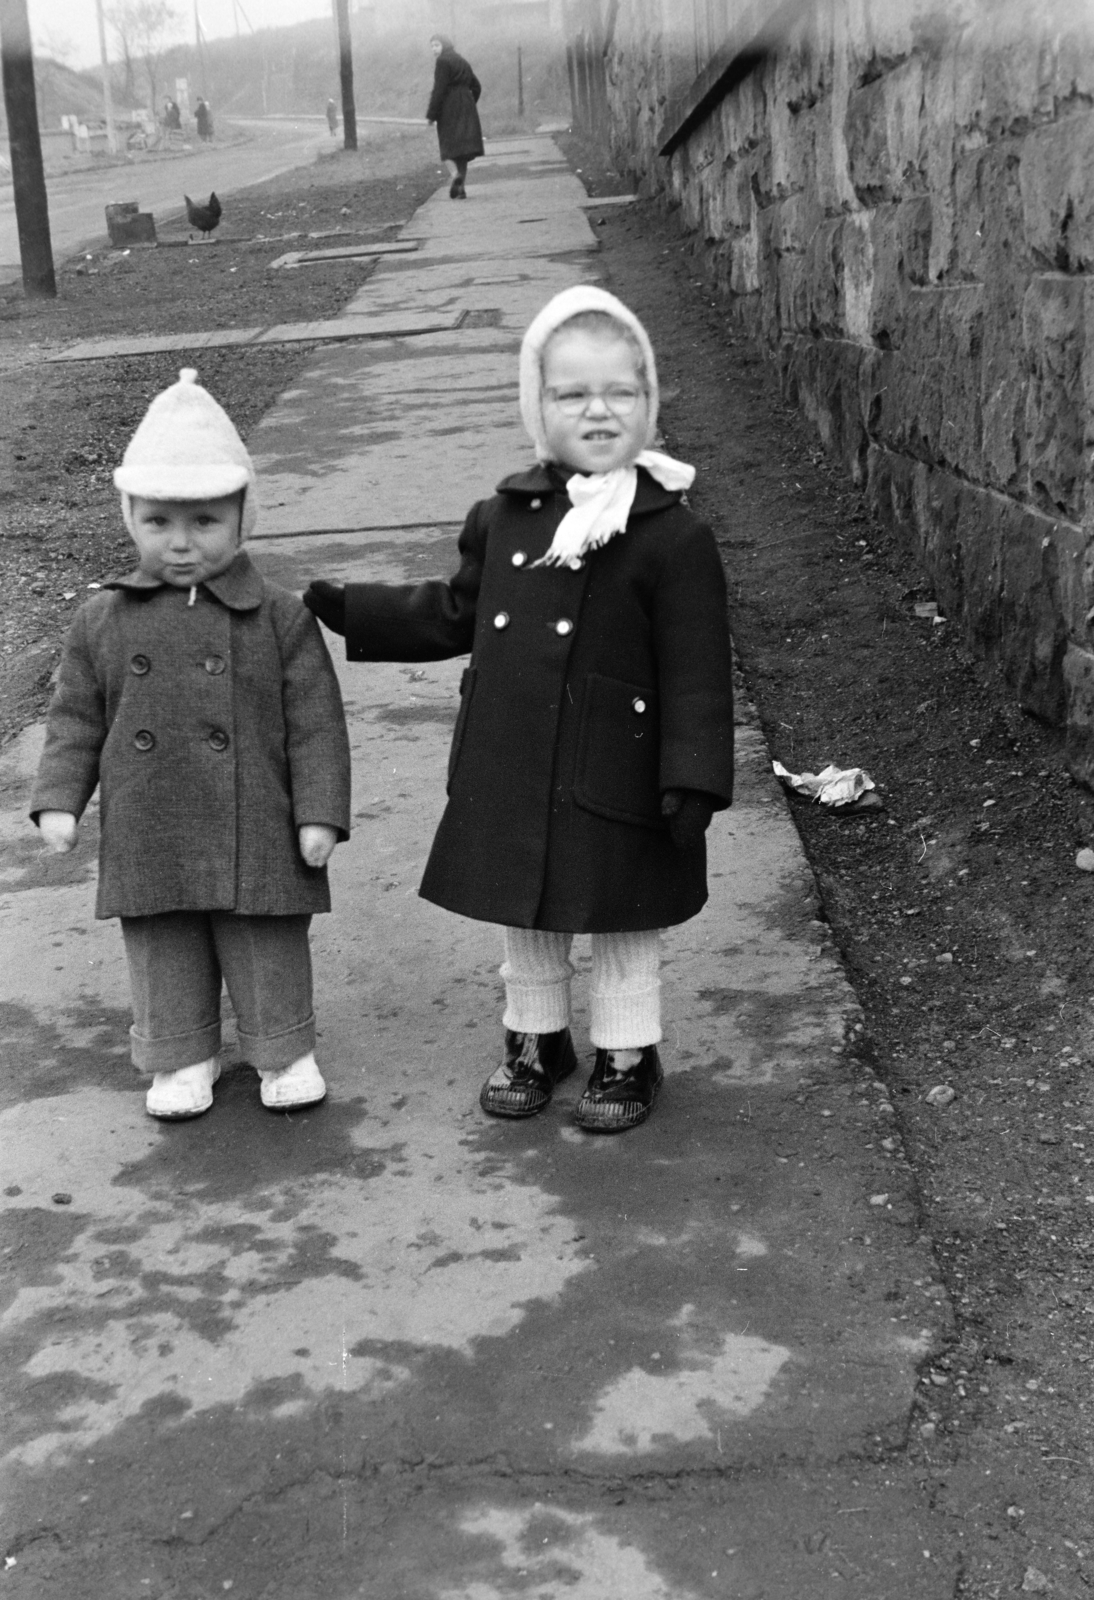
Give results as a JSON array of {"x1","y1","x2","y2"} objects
[
  {"x1": 449, "y1": 176, "x2": 466, "y2": 199},
  {"x1": 574, "y1": 1046, "x2": 663, "y2": 1133},
  {"x1": 145, "y1": 1057, "x2": 220, "y2": 1119},
  {"x1": 480, "y1": 1029, "x2": 577, "y2": 1117}
]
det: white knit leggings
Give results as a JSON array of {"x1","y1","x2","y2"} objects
[{"x1": 500, "y1": 927, "x2": 662, "y2": 1049}]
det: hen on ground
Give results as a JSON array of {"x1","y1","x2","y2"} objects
[{"x1": 184, "y1": 191, "x2": 222, "y2": 238}]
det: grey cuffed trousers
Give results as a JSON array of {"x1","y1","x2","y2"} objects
[{"x1": 120, "y1": 911, "x2": 316, "y2": 1075}]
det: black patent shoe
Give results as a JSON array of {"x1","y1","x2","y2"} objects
[
  {"x1": 449, "y1": 176, "x2": 462, "y2": 198},
  {"x1": 480, "y1": 1029, "x2": 577, "y2": 1118},
  {"x1": 574, "y1": 1045, "x2": 663, "y2": 1133}
]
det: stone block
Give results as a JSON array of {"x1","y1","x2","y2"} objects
[
  {"x1": 980, "y1": 285, "x2": 1028, "y2": 496},
  {"x1": 1064, "y1": 644, "x2": 1094, "y2": 787},
  {"x1": 802, "y1": 217, "x2": 844, "y2": 338},
  {"x1": 845, "y1": 56, "x2": 924, "y2": 205},
  {"x1": 105, "y1": 201, "x2": 156, "y2": 248},
  {"x1": 812, "y1": 337, "x2": 871, "y2": 481},
  {"x1": 901, "y1": 284, "x2": 983, "y2": 476},
  {"x1": 842, "y1": 211, "x2": 874, "y2": 344},
  {"x1": 1022, "y1": 272, "x2": 1087, "y2": 521},
  {"x1": 1049, "y1": 21, "x2": 1094, "y2": 107},
  {"x1": 1019, "y1": 111, "x2": 1094, "y2": 271},
  {"x1": 996, "y1": 495, "x2": 1073, "y2": 722},
  {"x1": 866, "y1": 198, "x2": 931, "y2": 351},
  {"x1": 770, "y1": 189, "x2": 823, "y2": 256}
]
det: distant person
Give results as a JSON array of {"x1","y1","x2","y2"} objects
[
  {"x1": 31, "y1": 370, "x2": 351, "y2": 1122},
  {"x1": 326, "y1": 97, "x2": 339, "y2": 136},
  {"x1": 426, "y1": 34, "x2": 483, "y2": 199},
  {"x1": 303, "y1": 286, "x2": 735, "y2": 1134},
  {"x1": 163, "y1": 98, "x2": 181, "y2": 132},
  {"x1": 195, "y1": 98, "x2": 213, "y2": 141}
]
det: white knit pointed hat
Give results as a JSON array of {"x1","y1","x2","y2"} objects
[
  {"x1": 519, "y1": 285, "x2": 660, "y2": 463},
  {"x1": 114, "y1": 368, "x2": 258, "y2": 538}
]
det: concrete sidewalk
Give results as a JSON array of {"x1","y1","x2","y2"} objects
[{"x1": 0, "y1": 138, "x2": 955, "y2": 1598}]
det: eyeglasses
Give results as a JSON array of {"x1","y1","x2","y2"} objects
[{"x1": 544, "y1": 385, "x2": 645, "y2": 417}]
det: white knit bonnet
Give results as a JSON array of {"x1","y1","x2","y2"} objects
[
  {"x1": 519, "y1": 284, "x2": 660, "y2": 463},
  {"x1": 114, "y1": 368, "x2": 258, "y2": 539}
]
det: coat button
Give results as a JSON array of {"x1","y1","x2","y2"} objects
[
  {"x1": 133, "y1": 729, "x2": 155, "y2": 751},
  {"x1": 204, "y1": 655, "x2": 226, "y2": 675},
  {"x1": 568, "y1": 557, "x2": 584, "y2": 571},
  {"x1": 511, "y1": 550, "x2": 527, "y2": 567},
  {"x1": 633, "y1": 698, "x2": 647, "y2": 714},
  {"x1": 493, "y1": 612, "x2": 510, "y2": 630},
  {"x1": 208, "y1": 729, "x2": 229, "y2": 751},
  {"x1": 554, "y1": 618, "x2": 573, "y2": 636},
  {"x1": 130, "y1": 654, "x2": 150, "y2": 675},
  {"x1": 529, "y1": 498, "x2": 542, "y2": 510}
]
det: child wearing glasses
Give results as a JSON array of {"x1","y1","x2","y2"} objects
[{"x1": 304, "y1": 285, "x2": 734, "y2": 1132}]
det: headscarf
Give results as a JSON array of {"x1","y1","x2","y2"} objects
[{"x1": 518, "y1": 286, "x2": 694, "y2": 567}]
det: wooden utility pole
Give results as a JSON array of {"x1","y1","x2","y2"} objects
[
  {"x1": 0, "y1": 0, "x2": 56, "y2": 298},
  {"x1": 194, "y1": 1, "x2": 208, "y2": 97},
  {"x1": 94, "y1": 0, "x2": 117, "y2": 154},
  {"x1": 333, "y1": 0, "x2": 357, "y2": 150}
]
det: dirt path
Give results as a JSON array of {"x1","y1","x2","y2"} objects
[{"x1": 562, "y1": 141, "x2": 1094, "y2": 1598}]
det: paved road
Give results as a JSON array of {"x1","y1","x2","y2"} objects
[
  {"x1": 0, "y1": 139, "x2": 956, "y2": 1598},
  {"x1": 0, "y1": 117, "x2": 334, "y2": 284}
]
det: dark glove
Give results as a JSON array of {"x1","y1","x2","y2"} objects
[
  {"x1": 303, "y1": 580, "x2": 346, "y2": 636},
  {"x1": 661, "y1": 788, "x2": 715, "y2": 849}
]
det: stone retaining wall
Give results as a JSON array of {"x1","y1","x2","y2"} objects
[{"x1": 603, "y1": 0, "x2": 1094, "y2": 778}]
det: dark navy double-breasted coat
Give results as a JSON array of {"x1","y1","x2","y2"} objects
[{"x1": 342, "y1": 465, "x2": 735, "y2": 933}]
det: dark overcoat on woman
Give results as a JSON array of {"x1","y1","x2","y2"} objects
[
  {"x1": 30, "y1": 552, "x2": 351, "y2": 921},
  {"x1": 339, "y1": 464, "x2": 735, "y2": 934},
  {"x1": 426, "y1": 43, "x2": 484, "y2": 162}
]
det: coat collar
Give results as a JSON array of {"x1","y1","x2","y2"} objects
[
  {"x1": 106, "y1": 550, "x2": 264, "y2": 611},
  {"x1": 496, "y1": 462, "x2": 685, "y2": 517}
]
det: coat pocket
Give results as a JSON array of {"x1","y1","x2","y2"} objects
[
  {"x1": 573, "y1": 672, "x2": 663, "y2": 829},
  {"x1": 447, "y1": 665, "x2": 477, "y2": 792}
]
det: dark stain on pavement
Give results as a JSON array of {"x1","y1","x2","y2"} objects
[
  {"x1": 112, "y1": 1072, "x2": 382, "y2": 1202},
  {"x1": 0, "y1": 998, "x2": 133, "y2": 1110}
]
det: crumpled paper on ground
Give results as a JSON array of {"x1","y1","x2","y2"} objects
[{"x1": 772, "y1": 760, "x2": 879, "y2": 809}]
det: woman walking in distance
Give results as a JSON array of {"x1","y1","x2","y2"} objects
[{"x1": 427, "y1": 34, "x2": 483, "y2": 199}]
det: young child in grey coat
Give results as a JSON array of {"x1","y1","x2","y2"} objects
[{"x1": 31, "y1": 370, "x2": 351, "y2": 1121}]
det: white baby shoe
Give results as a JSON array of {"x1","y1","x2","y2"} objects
[
  {"x1": 258, "y1": 1051, "x2": 327, "y2": 1110},
  {"x1": 145, "y1": 1057, "x2": 220, "y2": 1120}
]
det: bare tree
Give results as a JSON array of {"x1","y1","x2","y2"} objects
[{"x1": 106, "y1": 1, "x2": 179, "y2": 112}]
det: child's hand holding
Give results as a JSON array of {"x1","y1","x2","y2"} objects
[
  {"x1": 37, "y1": 810, "x2": 79, "y2": 854},
  {"x1": 298, "y1": 824, "x2": 339, "y2": 869},
  {"x1": 661, "y1": 790, "x2": 715, "y2": 849},
  {"x1": 303, "y1": 581, "x2": 346, "y2": 636}
]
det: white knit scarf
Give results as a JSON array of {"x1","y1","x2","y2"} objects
[
  {"x1": 519, "y1": 286, "x2": 695, "y2": 568},
  {"x1": 534, "y1": 451, "x2": 696, "y2": 568}
]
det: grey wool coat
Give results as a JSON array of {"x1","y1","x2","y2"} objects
[
  {"x1": 342, "y1": 465, "x2": 735, "y2": 933},
  {"x1": 31, "y1": 552, "x2": 351, "y2": 920},
  {"x1": 426, "y1": 49, "x2": 483, "y2": 162}
]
